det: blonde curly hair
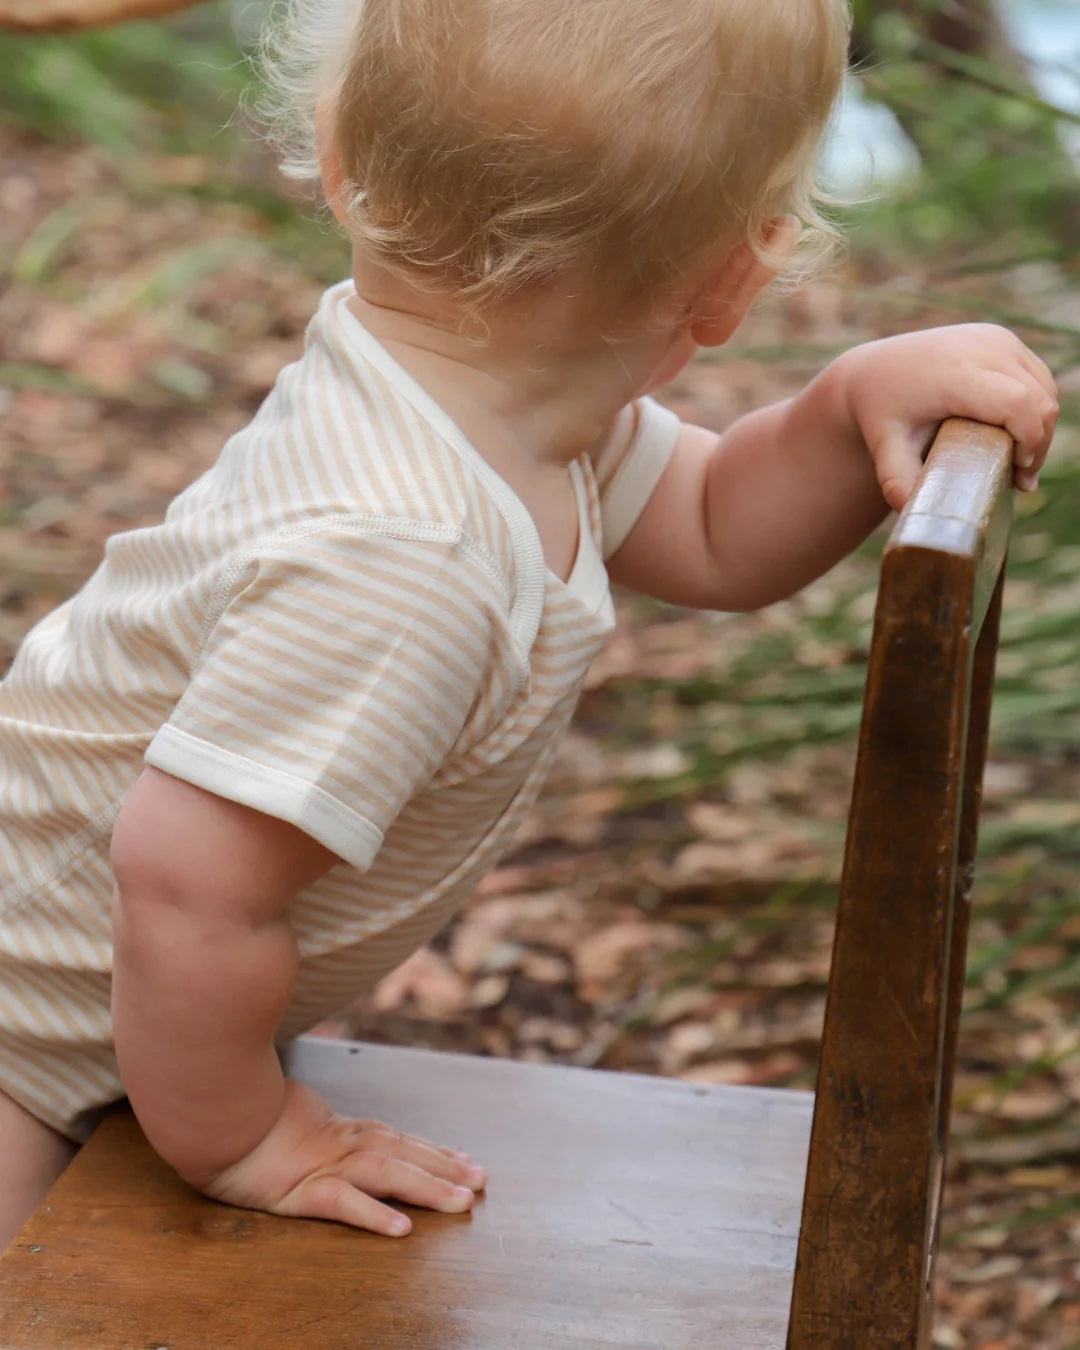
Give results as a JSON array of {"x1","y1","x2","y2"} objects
[{"x1": 258, "y1": 0, "x2": 850, "y2": 327}]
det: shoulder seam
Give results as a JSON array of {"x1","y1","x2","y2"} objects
[{"x1": 200, "y1": 513, "x2": 513, "y2": 654}]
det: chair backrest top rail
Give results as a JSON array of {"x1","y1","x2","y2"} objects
[
  {"x1": 890, "y1": 418, "x2": 1012, "y2": 552},
  {"x1": 885, "y1": 417, "x2": 1013, "y2": 640}
]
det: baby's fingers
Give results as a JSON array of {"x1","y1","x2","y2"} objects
[
  {"x1": 1012, "y1": 342, "x2": 1058, "y2": 407},
  {"x1": 282, "y1": 1172, "x2": 416, "y2": 1237},
  {"x1": 280, "y1": 1155, "x2": 478, "y2": 1236},
  {"x1": 338, "y1": 1151, "x2": 478, "y2": 1214},
  {"x1": 349, "y1": 1121, "x2": 486, "y2": 1191},
  {"x1": 957, "y1": 371, "x2": 1055, "y2": 475}
]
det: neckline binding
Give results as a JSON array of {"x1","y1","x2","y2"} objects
[{"x1": 330, "y1": 282, "x2": 611, "y2": 619}]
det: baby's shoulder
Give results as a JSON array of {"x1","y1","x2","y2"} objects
[{"x1": 188, "y1": 363, "x2": 514, "y2": 586}]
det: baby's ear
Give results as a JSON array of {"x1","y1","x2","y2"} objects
[
  {"x1": 689, "y1": 216, "x2": 801, "y2": 348},
  {"x1": 316, "y1": 99, "x2": 351, "y2": 228}
]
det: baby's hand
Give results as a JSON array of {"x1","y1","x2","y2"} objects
[
  {"x1": 835, "y1": 324, "x2": 1058, "y2": 511},
  {"x1": 194, "y1": 1077, "x2": 486, "y2": 1236}
]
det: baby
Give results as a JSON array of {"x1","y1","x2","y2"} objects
[{"x1": 0, "y1": 0, "x2": 1057, "y2": 1247}]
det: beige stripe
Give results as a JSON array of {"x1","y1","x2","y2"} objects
[{"x1": 0, "y1": 278, "x2": 637, "y2": 1134}]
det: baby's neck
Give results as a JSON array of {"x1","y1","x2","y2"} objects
[{"x1": 348, "y1": 257, "x2": 684, "y2": 478}]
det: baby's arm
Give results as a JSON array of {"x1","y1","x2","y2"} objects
[
  {"x1": 111, "y1": 767, "x2": 485, "y2": 1236},
  {"x1": 610, "y1": 324, "x2": 1058, "y2": 611}
]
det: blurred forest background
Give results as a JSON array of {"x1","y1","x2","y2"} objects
[{"x1": 0, "y1": 1, "x2": 1078, "y2": 1345}]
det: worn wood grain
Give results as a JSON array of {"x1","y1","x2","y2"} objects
[
  {"x1": 891, "y1": 418, "x2": 1013, "y2": 636},
  {"x1": 788, "y1": 420, "x2": 1012, "y2": 1348},
  {"x1": 0, "y1": 1040, "x2": 812, "y2": 1350}
]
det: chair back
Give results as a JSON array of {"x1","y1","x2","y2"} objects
[{"x1": 789, "y1": 419, "x2": 1014, "y2": 1349}]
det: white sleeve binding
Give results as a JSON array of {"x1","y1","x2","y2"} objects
[{"x1": 599, "y1": 398, "x2": 681, "y2": 558}]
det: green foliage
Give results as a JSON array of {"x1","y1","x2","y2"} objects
[
  {"x1": 0, "y1": 5, "x2": 348, "y2": 282},
  {"x1": 851, "y1": 7, "x2": 1080, "y2": 257},
  {"x1": 0, "y1": 3, "x2": 248, "y2": 158}
]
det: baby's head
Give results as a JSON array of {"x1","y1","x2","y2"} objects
[{"x1": 262, "y1": 0, "x2": 850, "y2": 332}]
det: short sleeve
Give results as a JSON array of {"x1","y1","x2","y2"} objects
[
  {"x1": 145, "y1": 525, "x2": 505, "y2": 871},
  {"x1": 590, "y1": 397, "x2": 681, "y2": 558}
]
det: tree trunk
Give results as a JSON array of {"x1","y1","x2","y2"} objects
[
  {"x1": 852, "y1": 0, "x2": 1080, "y2": 249},
  {"x1": 0, "y1": 0, "x2": 207, "y2": 29}
]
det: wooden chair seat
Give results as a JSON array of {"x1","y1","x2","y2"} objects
[
  {"x1": 1, "y1": 1039, "x2": 812, "y2": 1349},
  {"x1": 0, "y1": 420, "x2": 1018, "y2": 1348}
]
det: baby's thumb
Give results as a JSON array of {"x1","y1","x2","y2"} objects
[{"x1": 872, "y1": 429, "x2": 922, "y2": 514}]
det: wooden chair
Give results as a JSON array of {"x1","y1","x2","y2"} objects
[{"x1": 0, "y1": 419, "x2": 1015, "y2": 1349}]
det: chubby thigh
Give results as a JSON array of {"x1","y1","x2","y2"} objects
[{"x1": 0, "y1": 1087, "x2": 76, "y2": 1250}]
